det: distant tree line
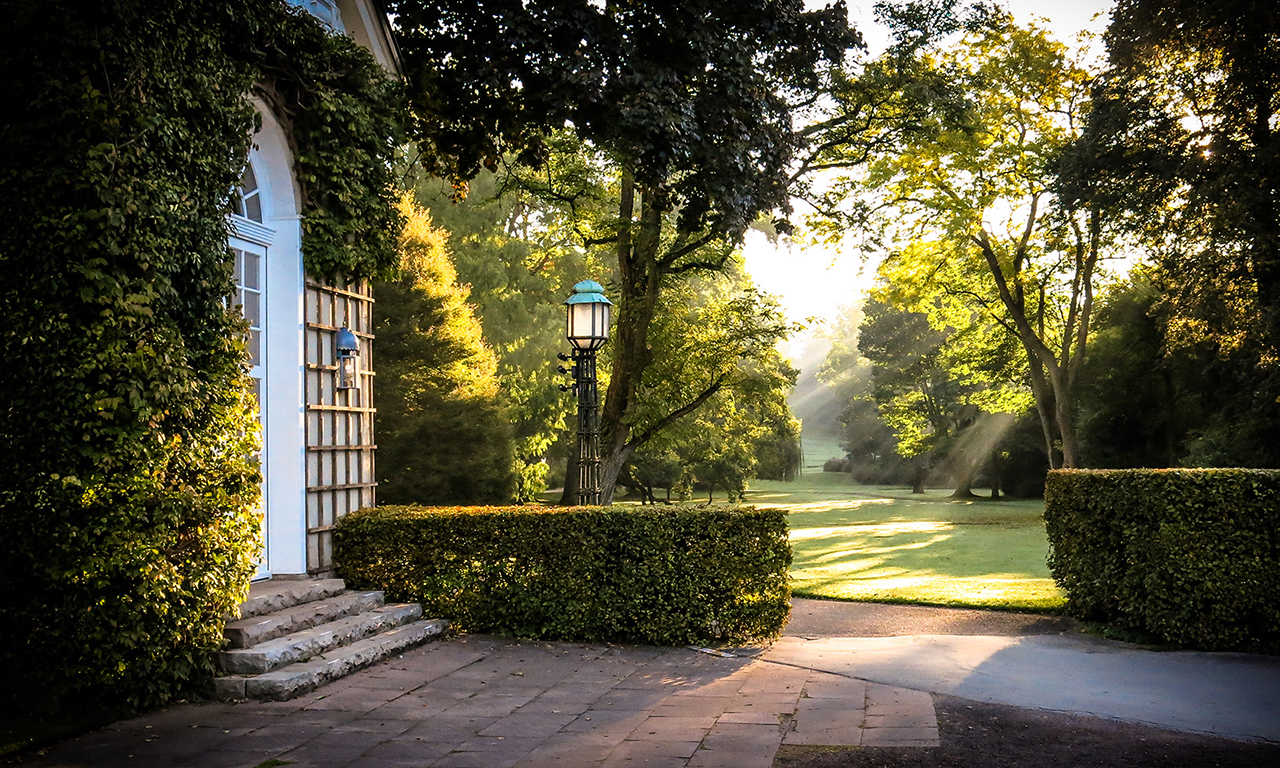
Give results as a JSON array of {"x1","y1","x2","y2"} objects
[{"x1": 812, "y1": 0, "x2": 1280, "y2": 496}]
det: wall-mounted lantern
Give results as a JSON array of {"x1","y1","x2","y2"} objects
[{"x1": 336, "y1": 326, "x2": 360, "y2": 390}]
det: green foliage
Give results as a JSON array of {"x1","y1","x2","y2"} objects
[
  {"x1": 1073, "y1": 1, "x2": 1280, "y2": 468},
  {"x1": 853, "y1": 269, "x2": 1031, "y2": 494},
  {"x1": 334, "y1": 505, "x2": 792, "y2": 645},
  {"x1": 0, "y1": 0, "x2": 402, "y2": 712},
  {"x1": 412, "y1": 170, "x2": 595, "y2": 501},
  {"x1": 813, "y1": 14, "x2": 1107, "y2": 468},
  {"x1": 1088, "y1": 0, "x2": 1280, "y2": 346},
  {"x1": 253, "y1": 5, "x2": 406, "y2": 280},
  {"x1": 374, "y1": 198, "x2": 514, "y2": 504},
  {"x1": 395, "y1": 0, "x2": 856, "y2": 500},
  {"x1": 0, "y1": 0, "x2": 263, "y2": 711},
  {"x1": 623, "y1": 264, "x2": 801, "y2": 500},
  {"x1": 395, "y1": 0, "x2": 857, "y2": 233},
  {"x1": 1045, "y1": 469, "x2": 1280, "y2": 651}
]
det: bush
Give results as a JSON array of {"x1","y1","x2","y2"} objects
[
  {"x1": 334, "y1": 504, "x2": 791, "y2": 645},
  {"x1": 823, "y1": 457, "x2": 852, "y2": 473},
  {"x1": 1045, "y1": 469, "x2": 1280, "y2": 651}
]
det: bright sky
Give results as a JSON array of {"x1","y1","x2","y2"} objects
[{"x1": 742, "y1": 0, "x2": 1116, "y2": 338}]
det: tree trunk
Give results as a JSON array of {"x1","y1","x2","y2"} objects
[
  {"x1": 911, "y1": 456, "x2": 926, "y2": 494},
  {"x1": 561, "y1": 174, "x2": 664, "y2": 503},
  {"x1": 989, "y1": 447, "x2": 1002, "y2": 499},
  {"x1": 1054, "y1": 379, "x2": 1080, "y2": 469},
  {"x1": 558, "y1": 450, "x2": 579, "y2": 505},
  {"x1": 596, "y1": 182, "x2": 668, "y2": 503}
]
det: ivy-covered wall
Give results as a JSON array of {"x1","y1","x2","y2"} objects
[{"x1": 0, "y1": 0, "x2": 403, "y2": 711}]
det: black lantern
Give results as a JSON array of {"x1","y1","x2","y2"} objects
[{"x1": 336, "y1": 326, "x2": 360, "y2": 390}]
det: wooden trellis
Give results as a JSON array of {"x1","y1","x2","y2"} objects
[{"x1": 304, "y1": 279, "x2": 375, "y2": 573}]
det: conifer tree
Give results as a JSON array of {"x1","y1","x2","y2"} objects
[{"x1": 374, "y1": 197, "x2": 515, "y2": 503}]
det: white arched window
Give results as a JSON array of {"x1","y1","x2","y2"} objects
[
  {"x1": 230, "y1": 159, "x2": 276, "y2": 580},
  {"x1": 231, "y1": 162, "x2": 269, "y2": 380}
]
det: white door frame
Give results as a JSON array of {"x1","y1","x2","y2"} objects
[{"x1": 234, "y1": 103, "x2": 309, "y2": 577}]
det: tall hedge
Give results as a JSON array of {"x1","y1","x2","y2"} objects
[
  {"x1": 334, "y1": 505, "x2": 792, "y2": 645},
  {"x1": 1045, "y1": 469, "x2": 1280, "y2": 651},
  {"x1": 0, "y1": 0, "x2": 402, "y2": 711}
]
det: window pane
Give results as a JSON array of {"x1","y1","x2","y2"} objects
[
  {"x1": 244, "y1": 193, "x2": 262, "y2": 223},
  {"x1": 243, "y1": 290, "x2": 260, "y2": 326},
  {"x1": 243, "y1": 251, "x2": 260, "y2": 290},
  {"x1": 241, "y1": 163, "x2": 258, "y2": 195},
  {"x1": 249, "y1": 329, "x2": 261, "y2": 367}
]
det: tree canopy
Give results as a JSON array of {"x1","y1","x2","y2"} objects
[
  {"x1": 810, "y1": 13, "x2": 1107, "y2": 468},
  {"x1": 392, "y1": 0, "x2": 858, "y2": 501},
  {"x1": 373, "y1": 197, "x2": 515, "y2": 504}
]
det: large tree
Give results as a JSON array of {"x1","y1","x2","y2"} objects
[
  {"x1": 374, "y1": 198, "x2": 515, "y2": 503},
  {"x1": 412, "y1": 170, "x2": 594, "y2": 500},
  {"x1": 1091, "y1": 0, "x2": 1280, "y2": 342},
  {"x1": 812, "y1": 14, "x2": 1107, "y2": 467},
  {"x1": 1070, "y1": 0, "x2": 1280, "y2": 465},
  {"x1": 392, "y1": 0, "x2": 858, "y2": 501}
]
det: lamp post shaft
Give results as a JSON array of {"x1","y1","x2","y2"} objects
[{"x1": 575, "y1": 349, "x2": 602, "y2": 506}]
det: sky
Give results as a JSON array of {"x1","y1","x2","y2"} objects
[{"x1": 741, "y1": 0, "x2": 1116, "y2": 343}]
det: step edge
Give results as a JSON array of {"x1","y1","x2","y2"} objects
[
  {"x1": 216, "y1": 604, "x2": 424, "y2": 674},
  {"x1": 240, "y1": 619, "x2": 450, "y2": 701},
  {"x1": 223, "y1": 591, "x2": 385, "y2": 649},
  {"x1": 236, "y1": 578, "x2": 348, "y2": 620}
]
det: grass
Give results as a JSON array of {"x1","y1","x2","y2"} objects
[{"x1": 745, "y1": 472, "x2": 1067, "y2": 613}]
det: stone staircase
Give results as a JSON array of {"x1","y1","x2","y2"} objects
[{"x1": 213, "y1": 578, "x2": 448, "y2": 701}]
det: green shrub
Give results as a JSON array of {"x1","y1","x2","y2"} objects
[
  {"x1": 334, "y1": 505, "x2": 791, "y2": 645},
  {"x1": 1045, "y1": 469, "x2": 1280, "y2": 651}
]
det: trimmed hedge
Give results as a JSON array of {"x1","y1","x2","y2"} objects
[
  {"x1": 1045, "y1": 469, "x2": 1280, "y2": 651},
  {"x1": 333, "y1": 505, "x2": 791, "y2": 645}
]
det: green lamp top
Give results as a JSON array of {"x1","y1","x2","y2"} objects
[{"x1": 564, "y1": 280, "x2": 613, "y2": 305}]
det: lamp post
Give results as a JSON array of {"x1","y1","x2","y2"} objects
[{"x1": 563, "y1": 280, "x2": 612, "y2": 506}]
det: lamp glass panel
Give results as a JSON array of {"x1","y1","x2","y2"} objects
[
  {"x1": 568, "y1": 302, "x2": 611, "y2": 349},
  {"x1": 339, "y1": 353, "x2": 359, "y2": 389}
]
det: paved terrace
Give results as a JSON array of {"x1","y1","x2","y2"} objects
[
  {"x1": 31, "y1": 635, "x2": 935, "y2": 768},
  {"x1": 27, "y1": 600, "x2": 1280, "y2": 767}
]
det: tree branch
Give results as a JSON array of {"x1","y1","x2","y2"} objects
[{"x1": 629, "y1": 372, "x2": 730, "y2": 449}]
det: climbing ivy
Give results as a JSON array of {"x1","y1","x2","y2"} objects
[
  {"x1": 0, "y1": 0, "x2": 402, "y2": 712},
  {"x1": 251, "y1": 6, "x2": 406, "y2": 280}
]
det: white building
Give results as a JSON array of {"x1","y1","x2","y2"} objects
[{"x1": 231, "y1": 0, "x2": 399, "y2": 578}]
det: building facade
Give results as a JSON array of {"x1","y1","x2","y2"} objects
[{"x1": 236, "y1": 0, "x2": 397, "y2": 577}]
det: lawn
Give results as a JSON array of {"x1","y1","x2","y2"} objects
[{"x1": 745, "y1": 473, "x2": 1067, "y2": 613}]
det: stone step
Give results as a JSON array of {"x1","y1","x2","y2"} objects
[
  {"x1": 223, "y1": 590, "x2": 385, "y2": 649},
  {"x1": 214, "y1": 619, "x2": 450, "y2": 701},
  {"x1": 238, "y1": 578, "x2": 347, "y2": 620},
  {"x1": 216, "y1": 603, "x2": 423, "y2": 675}
]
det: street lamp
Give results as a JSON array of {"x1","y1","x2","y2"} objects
[{"x1": 563, "y1": 280, "x2": 612, "y2": 505}]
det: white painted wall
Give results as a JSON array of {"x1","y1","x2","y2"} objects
[{"x1": 249, "y1": 97, "x2": 309, "y2": 577}]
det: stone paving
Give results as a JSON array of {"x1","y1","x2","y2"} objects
[{"x1": 30, "y1": 635, "x2": 938, "y2": 768}]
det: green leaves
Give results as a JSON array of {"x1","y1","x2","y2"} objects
[
  {"x1": 0, "y1": 0, "x2": 399, "y2": 713},
  {"x1": 1045, "y1": 469, "x2": 1280, "y2": 651},
  {"x1": 334, "y1": 504, "x2": 791, "y2": 645},
  {"x1": 373, "y1": 198, "x2": 515, "y2": 504}
]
